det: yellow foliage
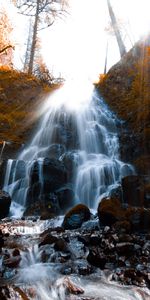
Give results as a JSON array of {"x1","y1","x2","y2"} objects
[{"x1": 98, "y1": 73, "x2": 107, "y2": 83}]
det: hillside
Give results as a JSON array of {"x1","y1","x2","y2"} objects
[
  {"x1": 0, "y1": 67, "x2": 59, "y2": 159},
  {"x1": 97, "y1": 35, "x2": 150, "y2": 175}
]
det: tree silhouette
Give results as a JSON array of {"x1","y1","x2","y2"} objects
[
  {"x1": 15, "y1": 0, "x2": 67, "y2": 74},
  {"x1": 107, "y1": 0, "x2": 126, "y2": 58}
]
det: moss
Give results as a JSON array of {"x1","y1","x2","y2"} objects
[{"x1": 65, "y1": 204, "x2": 90, "y2": 220}]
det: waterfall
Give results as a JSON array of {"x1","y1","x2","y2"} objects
[{"x1": 3, "y1": 81, "x2": 133, "y2": 217}]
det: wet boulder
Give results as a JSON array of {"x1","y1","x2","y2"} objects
[
  {"x1": 3, "y1": 255, "x2": 21, "y2": 269},
  {"x1": 54, "y1": 238, "x2": 69, "y2": 252},
  {"x1": 0, "y1": 191, "x2": 11, "y2": 219},
  {"x1": 98, "y1": 197, "x2": 124, "y2": 227},
  {"x1": 116, "y1": 242, "x2": 135, "y2": 256},
  {"x1": 62, "y1": 204, "x2": 91, "y2": 230},
  {"x1": 39, "y1": 233, "x2": 58, "y2": 247},
  {"x1": 62, "y1": 277, "x2": 84, "y2": 295}
]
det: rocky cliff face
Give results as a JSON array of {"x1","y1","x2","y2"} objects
[{"x1": 97, "y1": 35, "x2": 150, "y2": 175}]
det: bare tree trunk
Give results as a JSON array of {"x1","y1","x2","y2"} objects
[
  {"x1": 104, "y1": 41, "x2": 108, "y2": 74},
  {"x1": 24, "y1": 19, "x2": 33, "y2": 72},
  {"x1": 107, "y1": 0, "x2": 126, "y2": 58},
  {"x1": 28, "y1": 0, "x2": 40, "y2": 74}
]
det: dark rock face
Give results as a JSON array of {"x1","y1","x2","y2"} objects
[
  {"x1": 0, "y1": 191, "x2": 11, "y2": 219},
  {"x1": 47, "y1": 144, "x2": 66, "y2": 159},
  {"x1": 48, "y1": 112, "x2": 79, "y2": 150},
  {"x1": 25, "y1": 192, "x2": 60, "y2": 219},
  {"x1": 60, "y1": 151, "x2": 79, "y2": 181},
  {"x1": 122, "y1": 175, "x2": 150, "y2": 208},
  {"x1": 63, "y1": 204, "x2": 91, "y2": 230},
  {"x1": 30, "y1": 158, "x2": 67, "y2": 191},
  {"x1": 0, "y1": 160, "x2": 7, "y2": 189},
  {"x1": 56, "y1": 185, "x2": 75, "y2": 213},
  {"x1": 24, "y1": 158, "x2": 69, "y2": 217},
  {"x1": 129, "y1": 209, "x2": 150, "y2": 231}
]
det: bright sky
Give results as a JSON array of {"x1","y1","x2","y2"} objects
[
  {"x1": 1, "y1": 0, "x2": 150, "y2": 81},
  {"x1": 40, "y1": 0, "x2": 150, "y2": 81}
]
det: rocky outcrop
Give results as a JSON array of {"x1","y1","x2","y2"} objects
[
  {"x1": 98, "y1": 192, "x2": 150, "y2": 232},
  {"x1": 0, "y1": 191, "x2": 11, "y2": 219},
  {"x1": 97, "y1": 35, "x2": 150, "y2": 175}
]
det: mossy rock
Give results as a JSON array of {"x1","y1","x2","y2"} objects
[
  {"x1": 62, "y1": 204, "x2": 91, "y2": 230},
  {"x1": 98, "y1": 197, "x2": 125, "y2": 227}
]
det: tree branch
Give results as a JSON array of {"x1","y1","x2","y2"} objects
[
  {"x1": 0, "y1": 45, "x2": 15, "y2": 54},
  {"x1": 38, "y1": 20, "x2": 54, "y2": 31}
]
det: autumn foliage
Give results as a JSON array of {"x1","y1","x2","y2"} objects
[
  {"x1": 0, "y1": 9, "x2": 14, "y2": 66},
  {"x1": 97, "y1": 35, "x2": 150, "y2": 175}
]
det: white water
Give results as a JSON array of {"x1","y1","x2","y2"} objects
[
  {"x1": 3, "y1": 81, "x2": 133, "y2": 217},
  {"x1": 1, "y1": 219, "x2": 149, "y2": 300},
  {"x1": 16, "y1": 245, "x2": 149, "y2": 300}
]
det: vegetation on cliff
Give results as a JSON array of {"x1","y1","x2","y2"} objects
[
  {"x1": 97, "y1": 35, "x2": 150, "y2": 174},
  {"x1": 0, "y1": 66, "x2": 60, "y2": 158}
]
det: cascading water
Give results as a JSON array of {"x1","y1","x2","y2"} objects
[
  {"x1": 1, "y1": 219, "x2": 149, "y2": 300},
  {"x1": 3, "y1": 81, "x2": 133, "y2": 217}
]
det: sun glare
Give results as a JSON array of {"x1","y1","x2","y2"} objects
[
  {"x1": 42, "y1": 79, "x2": 94, "y2": 112},
  {"x1": 40, "y1": 0, "x2": 150, "y2": 82}
]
